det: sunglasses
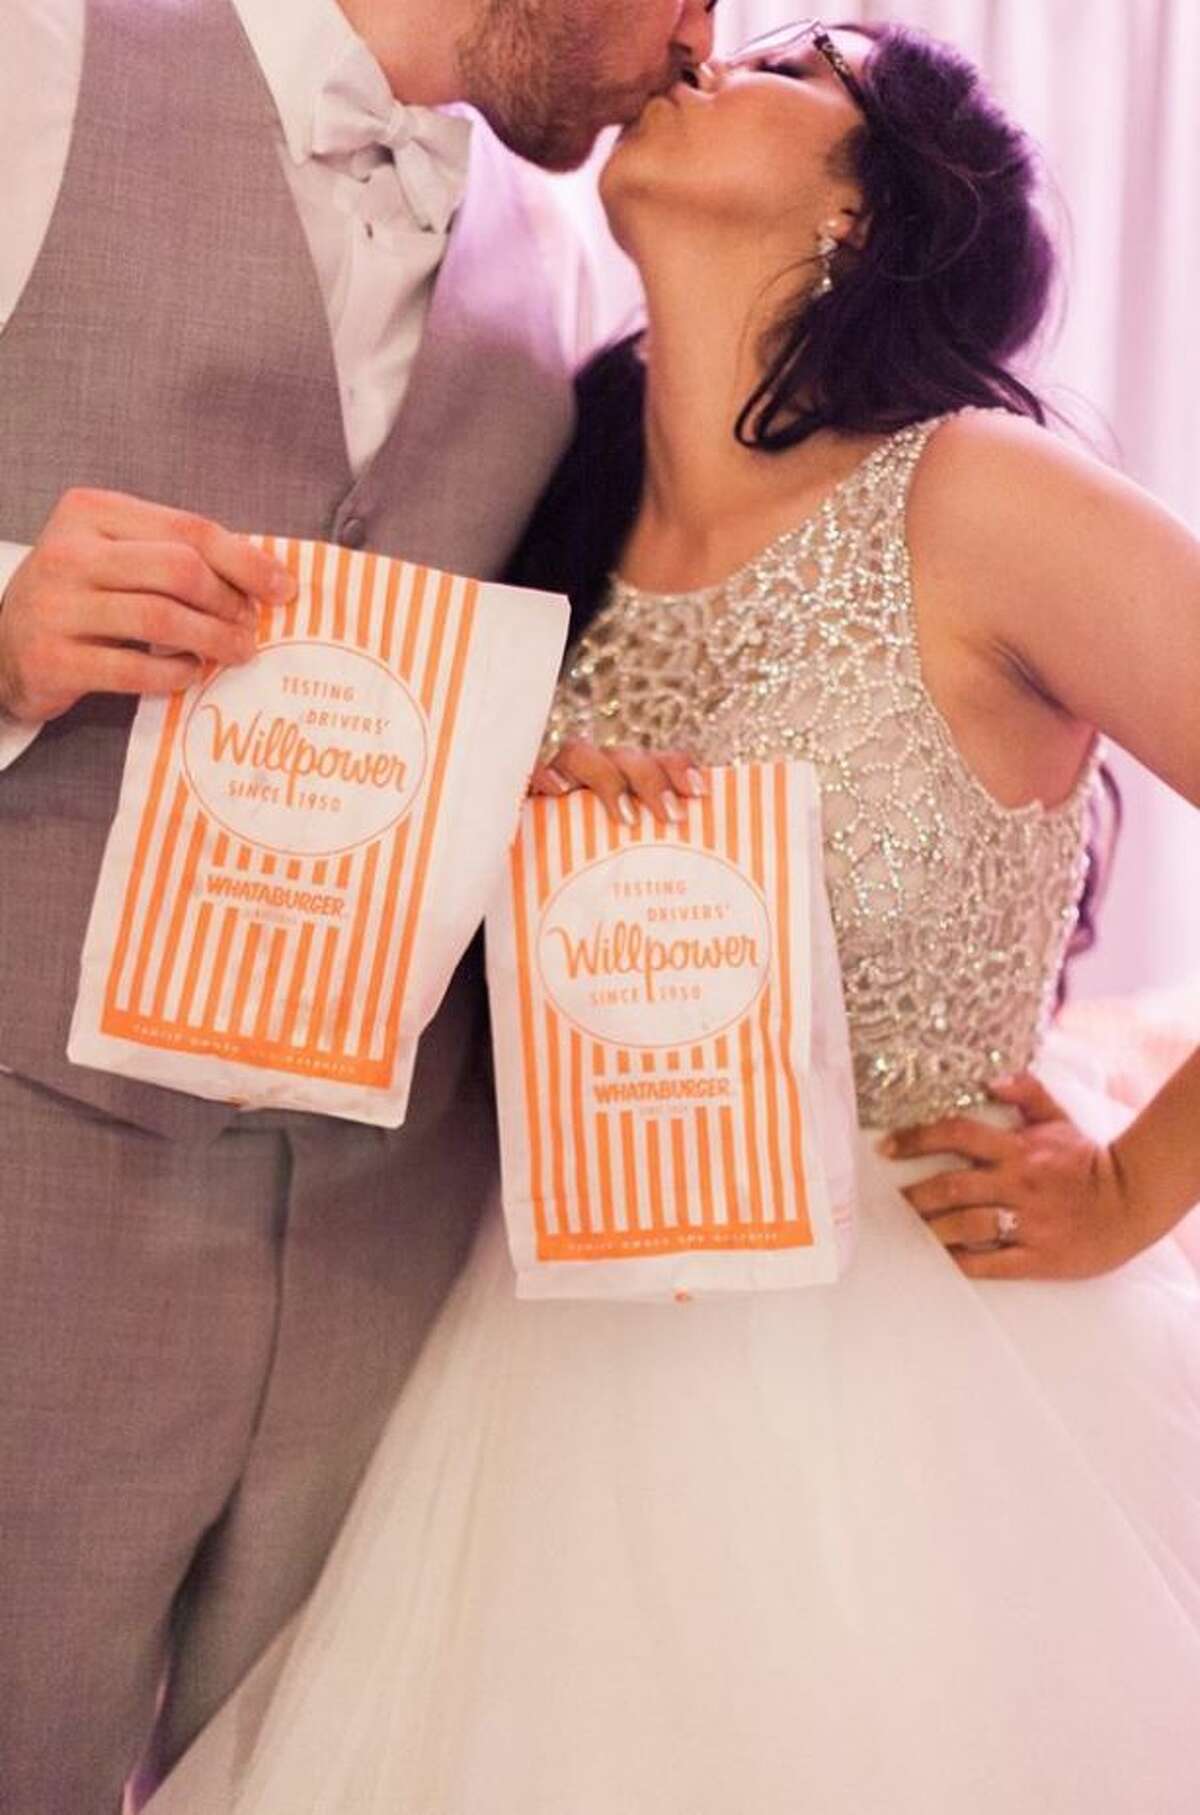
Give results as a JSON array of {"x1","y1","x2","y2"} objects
[{"x1": 722, "y1": 18, "x2": 876, "y2": 123}]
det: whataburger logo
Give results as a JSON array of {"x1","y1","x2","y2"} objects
[
  {"x1": 536, "y1": 845, "x2": 772, "y2": 1049},
  {"x1": 182, "y1": 638, "x2": 429, "y2": 859}
]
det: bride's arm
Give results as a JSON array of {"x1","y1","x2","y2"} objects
[{"x1": 889, "y1": 411, "x2": 1200, "y2": 1278}]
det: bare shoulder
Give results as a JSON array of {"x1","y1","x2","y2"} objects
[
  {"x1": 908, "y1": 409, "x2": 1143, "y2": 548},
  {"x1": 907, "y1": 408, "x2": 1196, "y2": 625}
]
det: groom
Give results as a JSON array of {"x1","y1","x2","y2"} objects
[{"x1": 0, "y1": 0, "x2": 715, "y2": 1808}]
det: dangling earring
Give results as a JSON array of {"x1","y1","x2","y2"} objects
[{"x1": 814, "y1": 220, "x2": 841, "y2": 297}]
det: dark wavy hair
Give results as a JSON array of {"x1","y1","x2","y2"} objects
[
  {"x1": 509, "y1": 22, "x2": 1115, "y2": 995},
  {"x1": 738, "y1": 21, "x2": 1057, "y2": 449}
]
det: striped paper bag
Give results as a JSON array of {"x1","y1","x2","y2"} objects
[
  {"x1": 68, "y1": 537, "x2": 568, "y2": 1124},
  {"x1": 486, "y1": 762, "x2": 859, "y2": 1299}
]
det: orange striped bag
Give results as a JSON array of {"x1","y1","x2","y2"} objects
[
  {"x1": 486, "y1": 762, "x2": 859, "y2": 1299},
  {"x1": 68, "y1": 537, "x2": 568, "y2": 1125}
]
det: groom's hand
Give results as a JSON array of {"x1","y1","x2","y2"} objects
[{"x1": 0, "y1": 488, "x2": 298, "y2": 724}]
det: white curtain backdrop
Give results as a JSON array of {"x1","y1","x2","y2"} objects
[{"x1": 556, "y1": 0, "x2": 1200, "y2": 999}]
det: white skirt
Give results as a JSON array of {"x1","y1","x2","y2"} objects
[{"x1": 150, "y1": 1045, "x2": 1200, "y2": 1814}]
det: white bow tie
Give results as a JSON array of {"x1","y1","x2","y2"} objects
[{"x1": 310, "y1": 51, "x2": 471, "y2": 236}]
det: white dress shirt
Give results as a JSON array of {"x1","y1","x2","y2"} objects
[{"x1": 0, "y1": 0, "x2": 629, "y2": 768}]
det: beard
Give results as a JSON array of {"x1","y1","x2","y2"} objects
[{"x1": 456, "y1": 0, "x2": 665, "y2": 171}]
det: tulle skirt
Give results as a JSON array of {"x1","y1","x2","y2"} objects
[{"x1": 149, "y1": 1044, "x2": 1200, "y2": 1814}]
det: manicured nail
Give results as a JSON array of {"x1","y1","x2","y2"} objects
[
  {"x1": 617, "y1": 793, "x2": 638, "y2": 827},
  {"x1": 685, "y1": 767, "x2": 709, "y2": 796},
  {"x1": 663, "y1": 790, "x2": 686, "y2": 823},
  {"x1": 544, "y1": 770, "x2": 570, "y2": 795}
]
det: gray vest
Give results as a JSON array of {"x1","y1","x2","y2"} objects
[{"x1": 0, "y1": 0, "x2": 575, "y2": 1140}]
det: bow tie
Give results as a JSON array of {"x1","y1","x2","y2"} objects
[{"x1": 310, "y1": 50, "x2": 472, "y2": 236}]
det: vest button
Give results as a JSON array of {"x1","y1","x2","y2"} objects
[{"x1": 339, "y1": 516, "x2": 367, "y2": 549}]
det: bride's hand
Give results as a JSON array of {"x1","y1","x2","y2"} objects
[
  {"x1": 880, "y1": 1073, "x2": 1144, "y2": 1281},
  {"x1": 529, "y1": 739, "x2": 708, "y2": 825}
]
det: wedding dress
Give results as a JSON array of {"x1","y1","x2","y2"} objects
[{"x1": 149, "y1": 419, "x2": 1200, "y2": 1813}]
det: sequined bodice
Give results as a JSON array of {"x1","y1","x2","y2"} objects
[{"x1": 546, "y1": 418, "x2": 1096, "y2": 1126}]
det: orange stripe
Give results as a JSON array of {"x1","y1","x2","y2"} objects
[
  {"x1": 261, "y1": 854, "x2": 277, "y2": 877},
  {"x1": 569, "y1": 1031, "x2": 593, "y2": 1235},
  {"x1": 307, "y1": 541, "x2": 326, "y2": 636},
  {"x1": 670, "y1": 1118, "x2": 690, "y2": 1229},
  {"x1": 332, "y1": 842, "x2": 379, "y2": 1053},
  {"x1": 102, "y1": 693, "x2": 185, "y2": 1018},
  {"x1": 355, "y1": 552, "x2": 378, "y2": 649},
  {"x1": 151, "y1": 808, "x2": 208, "y2": 1020},
  {"x1": 695, "y1": 1107, "x2": 716, "y2": 1228},
  {"x1": 533, "y1": 802, "x2": 567, "y2": 1231},
  {"x1": 177, "y1": 900, "x2": 213, "y2": 1028},
  {"x1": 755, "y1": 769, "x2": 787, "y2": 1221},
  {"x1": 127, "y1": 776, "x2": 189, "y2": 1015},
  {"x1": 253, "y1": 926, "x2": 289, "y2": 1044},
  {"x1": 544, "y1": 1005, "x2": 570, "y2": 1239},
  {"x1": 381, "y1": 580, "x2": 478, "y2": 1050},
  {"x1": 534, "y1": 784, "x2": 552, "y2": 902},
  {"x1": 313, "y1": 861, "x2": 328, "y2": 886},
  {"x1": 509, "y1": 830, "x2": 549, "y2": 1246},
  {"x1": 199, "y1": 907, "x2": 239, "y2": 1034},
  {"x1": 719, "y1": 1104, "x2": 742, "y2": 1224},
  {"x1": 591, "y1": 1041, "x2": 615, "y2": 1234},
  {"x1": 595, "y1": 1111, "x2": 616, "y2": 1234},
  {"x1": 306, "y1": 924, "x2": 341, "y2": 1050},
  {"x1": 738, "y1": 1016, "x2": 765, "y2": 1225},
  {"x1": 332, "y1": 545, "x2": 353, "y2": 642},
  {"x1": 228, "y1": 922, "x2": 263, "y2": 1035},
  {"x1": 356, "y1": 821, "x2": 411, "y2": 1058},
  {"x1": 335, "y1": 853, "x2": 353, "y2": 891},
  {"x1": 645, "y1": 1120, "x2": 667, "y2": 1232},
  {"x1": 582, "y1": 789, "x2": 599, "y2": 860},
  {"x1": 379, "y1": 557, "x2": 404, "y2": 667},
  {"x1": 774, "y1": 764, "x2": 812, "y2": 1237},
  {"x1": 282, "y1": 536, "x2": 301, "y2": 640},
  {"x1": 724, "y1": 764, "x2": 740, "y2": 862},
  {"x1": 236, "y1": 845, "x2": 252, "y2": 873},
  {"x1": 397, "y1": 565, "x2": 428, "y2": 680},
  {"x1": 619, "y1": 1110, "x2": 640, "y2": 1229},
  {"x1": 417, "y1": 571, "x2": 454, "y2": 710},
  {"x1": 286, "y1": 860, "x2": 302, "y2": 882},
  {"x1": 557, "y1": 801, "x2": 594, "y2": 1235},
  {"x1": 258, "y1": 535, "x2": 277, "y2": 644},
  {"x1": 212, "y1": 832, "x2": 230, "y2": 868},
  {"x1": 278, "y1": 920, "x2": 316, "y2": 1048}
]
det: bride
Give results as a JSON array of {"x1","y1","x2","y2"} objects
[{"x1": 149, "y1": 20, "x2": 1200, "y2": 1813}]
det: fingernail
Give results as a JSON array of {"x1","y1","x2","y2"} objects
[
  {"x1": 685, "y1": 766, "x2": 709, "y2": 797},
  {"x1": 236, "y1": 631, "x2": 258, "y2": 661},
  {"x1": 545, "y1": 771, "x2": 570, "y2": 795},
  {"x1": 990, "y1": 1075, "x2": 1016, "y2": 1091},
  {"x1": 617, "y1": 793, "x2": 638, "y2": 827},
  {"x1": 876, "y1": 1134, "x2": 898, "y2": 1157},
  {"x1": 663, "y1": 790, "x2": 686, "y2": 823},
  {"x1": 269, "y1": 568, "x2": 296, "y2": 603}
]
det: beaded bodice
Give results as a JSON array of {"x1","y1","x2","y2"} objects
[{"x1": 545, "y1": 418, "x2": 1097, "y2": 1127}]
